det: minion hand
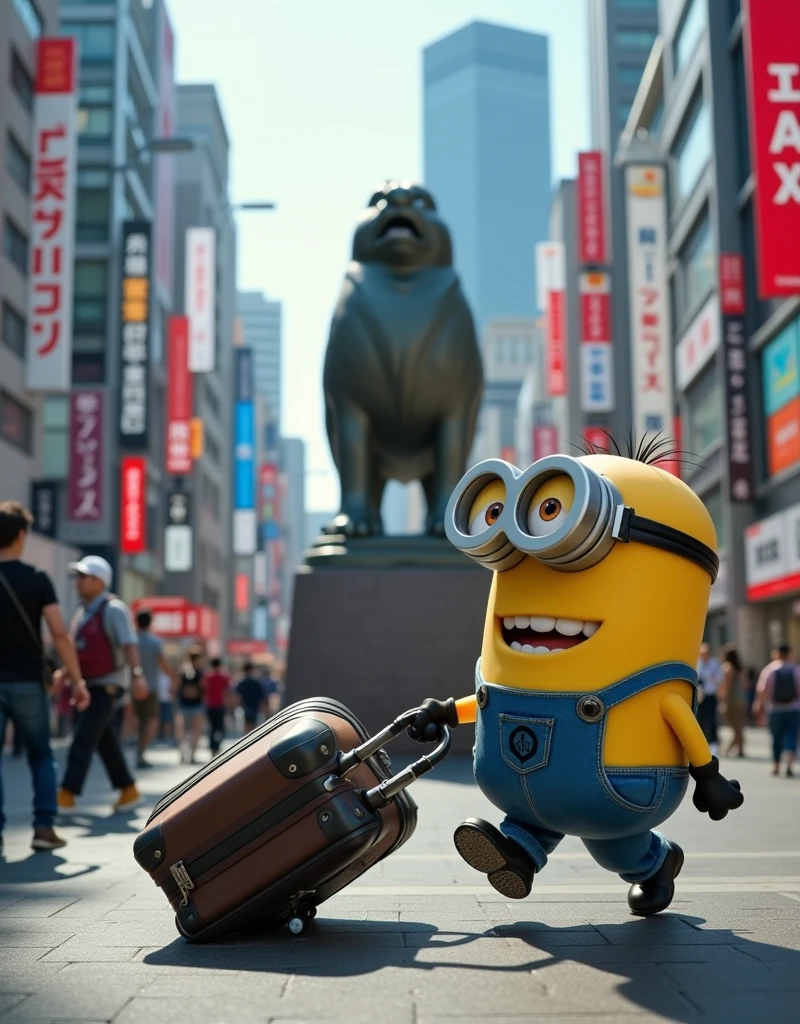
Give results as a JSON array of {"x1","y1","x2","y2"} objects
[
  {"x1": 688, "y1": 757, "x2": 744, "y2": 820},
  {"x1": 407, "y1": 698, "x2": 459, "y2": 742}
]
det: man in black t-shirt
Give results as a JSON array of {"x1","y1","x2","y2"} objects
[{"x1": 0, "y1": 501, "x2": 89, "y2": 853}]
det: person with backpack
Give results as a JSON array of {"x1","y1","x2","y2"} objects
[
  {"x1": 56, "y1": 556, "x2": 146, "y2": 811},
  {"x1": 754, "y1": 643, "x2": 800, "y2": 778}
]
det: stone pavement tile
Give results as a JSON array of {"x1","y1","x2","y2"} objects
[
  {"x1": 417, "y1": 1016, "x2": 679, "y2": 1024},
  {"x1": 674, "y1": 988, "x2": 799, "y2": 1024},
  {"x1": 0, "y1": 966, "x2": 63, "y2": 995},
  {"x1": 592, "y1": 916, "x2": 732, "y2": 945},
  {"x1": 0, "y1": 920, "x2": 80, "y2": 947},
  {"x1": 38, "y1": 937, "x2": 142, "y2": 962},
  {"x1": 0, "y1": 897, "x2": 83, "y2": 918},
  {"x1": 660, "y1": 959, "x2": 800, "y2": 996},
  {"x1": 0, "y1": 973, "x2": 145, "y2": 1023},
  {"x1": 0, "y1": 947, "x2": 62, "y2": 968},
  {"x1": 277, "y1": 969, "x2": 418, "y2": 1022},
  {"x1": 138, "y1": 969, "x2": 288, "y2": 998},
  {"x1": 48, "y1": 898, "x2": 133, "y2": 919},
  {"x1": 0, "y1": 996, "x2": 27, "y2": 1017},
  {"x1": 112, "y1": 996, "x2": 273, "y2": 1024}
]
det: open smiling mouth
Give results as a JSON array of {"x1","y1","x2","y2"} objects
[
  {"x1": 499, "y1": 616, "x2": 601, "y2": 654},
  {"x1": 379, "y1": 216, "x2": 421, "y2": 240}
]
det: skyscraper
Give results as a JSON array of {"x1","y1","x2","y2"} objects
[
  {"x1": 237, "y1": 290, "x2": 282, "y2": 429},
  {"x1": 423, "y1": 21, "x2": 552, "y2": 336}
]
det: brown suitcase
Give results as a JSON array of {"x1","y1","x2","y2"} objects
[{"x1": 132, "y1": 698, "x2": 449, "y2": 941}]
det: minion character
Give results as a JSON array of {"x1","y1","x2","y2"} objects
[{"x1": 408, "y1": 448, "x2": 744, "y2": 916}]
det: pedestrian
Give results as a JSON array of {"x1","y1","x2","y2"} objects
[
  {"x1": 235, "y1": 662, "x2": 266, "y2": 734},
  {"x1": 158, "y1": 669, "x2": 175, "y2": 742},
  {"x1": 175, "y1": 648, "x2": 206, "y2": 763},
  {"x1": 696, "y1": 642, "x2": 723, "y2": 756},
  {"x1": 262, "y1": 659, "x2": 282, "y2": 719},
  {"x1": 0, "y1": 500, "x2": 88, "y2": 852},
  {"x1": 754, "y1": 643, "x2": 800, "y2": 778},
  {"x1": 719, "y1": 644, "x2": 747, "y2": 758},
  {"x1": 57, "y1": 556, "x2": 145, "y2": 812},
  {"x1": 203, "y1": 657, "x2": 230, "y2": 757},
  {"x1": 134, "y1": 610, "x2": 177, "y2": 769}
]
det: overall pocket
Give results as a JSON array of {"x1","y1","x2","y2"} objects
[
  {"x1": 602, "y1": 769, "x2": 666, "y2": 813},
  {"x1": 498, "y1": 714, "x2": 554, "y2": 774}
]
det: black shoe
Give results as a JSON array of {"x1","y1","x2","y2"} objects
[
  {"x1": 453, "y1": 818, "x2": 535, "y2": 899},
  {"x1": 787, "y1": 767, "x2": 795, "y2": 778},
  {"x1": 628, "y1": 841, "x2": 684, "y2": 917}
]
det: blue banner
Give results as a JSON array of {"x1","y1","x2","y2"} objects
[{"x1": 234, "y1": 349, "x2": 255, "y2": 511}]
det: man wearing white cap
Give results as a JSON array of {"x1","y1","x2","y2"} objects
[{"x1": 57, "y1": 556, "x2": 145, "y2": 812}]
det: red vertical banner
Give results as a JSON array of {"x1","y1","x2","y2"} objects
[
  {"x1": 235, "y1": 573, "x2": 250, "y2": 612},
  {"x1": 577, "y1": 151, "x2": 607, "y2": 265},
  {"x1": 120, "y1": 456, "x2": 146, "y2": 554},
  {"x1": 583, "y1": 426, "x2": 608, "y2": 451},
  {"x1": 68, "y1": 391, "x2": 104, "y2": 522},
  {"x1": 533, "y1": 425, "x2": 559, "y2": 460},
  {"x1": 719, "y1": 253, "x2": 746, "y2": 314},
  {"x1": 166, "y1": 316, "x2": 192, "y2": 474},
  {"x1": 547, "y1": 289, "x2": 567, "y2": 396},
  {"x1": 743, "y1": 0, "x2": 800, "y2": 297}
]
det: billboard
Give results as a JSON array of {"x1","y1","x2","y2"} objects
[
  {"x1": 119, "y1": 221, "x2": 151, "y2": 448},
  {"x1": 625, "y1": 166, "x2": 675, "y2": 463},
  {"x1": 25, "y1": 38, "x2": 78, "y2": 393},
  {"x1": 535, "y1": 243, "x2": 567, "y2": 396},
  {"x1": 743, "y1": 0, "x2": 800, "y2": 297},
  {"x1": 120, "y1": 456, "x2": 146, "y2": 554},
  {"x1": 675, "y1": 295, "x2": 720, "y2": 392},
  {"x1": 532, "y1": 424, "x2": 559, "y2": 461},
  {"x1": 259, "y1": 462, "x2": 280, "y2": 542},
  {"x1": 579, "y1": 271, "x2": 613, "y2": 412},
  {"x1": 67, "y1": 390, "x2": 103, "y2": 522},
  {"x1": 31, "y1": 481, "x2": 57, "y2": 538},
  {"x1": 233, "y1": 347, "x2": 256, "y2": 555},
  {"x1": 763, "y1": 316, "x2": 800, "y2": 476},
  {"x1": 577, "y1": 151, "x2": 607, "y2": 265},
  {"x1": 745, "y1": 502, "x2": 800, "y2": 601},
  {"x1": 166, "y1": 316, "x2": 192, "y2": 474},
  {"x1": 164, "y1": 489, "x2": 192, "y2": 572},
  {"x1": 719, "y1": 254, "x2": 755, "y2": 502},
  {"x1": 185, "y1": 227, "x2": 216, "y2": 372}
]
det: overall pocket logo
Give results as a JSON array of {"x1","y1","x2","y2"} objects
[{"x1": 509, "y1": 726, "x2": 538, "y2": 763}]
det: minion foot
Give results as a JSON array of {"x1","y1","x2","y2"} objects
[
  {"x1": 454, "y1": 818, "x2": 534, "y2": 899},
  {"x1": 627, "y1": 840, "x2": 684, "y2": 917}
]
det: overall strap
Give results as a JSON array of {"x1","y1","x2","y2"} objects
[{"x1": 601, "y1": 662, "x2": 698, "y2": 709}]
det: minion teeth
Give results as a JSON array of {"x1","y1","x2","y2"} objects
[{"x1": 501, "y1": 616, "x2": 602, "y2": 654}]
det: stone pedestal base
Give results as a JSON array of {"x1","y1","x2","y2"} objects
[{"x1": 284, "y1": 565, "x2": 490, "y2": 754}]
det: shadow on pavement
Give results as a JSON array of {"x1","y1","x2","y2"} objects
[
  {"x1": 143, "y1": 912, "x2": 800, "y2": 1023},
  {"x1": 0, "y1": 849, "x2": 100, "y2": 884},
  {"x1": 60, "y1": 811, "x2": 144, "y2": 839}
]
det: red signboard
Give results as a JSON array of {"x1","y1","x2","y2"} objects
[
  {"x1": 546, "y1": 290, "x2": 567, "y2": 396},
  {"x1": 743, "y1": 0, "x2": 800, "y2": 296},
  {"x1": 533, "y1": 424, "x2": 559, "y2": 461},
  {"x1": 68, "y1": 391, "x2": 103, "y2": 522},
  {"x1": 577, "y1": 151, "x2": 607, "y2": 265},
  {"x1": 120, "y1": 456, "x2": 146, "y2": 554},
  {"x1": 580, "y1": 275, "x2": 611, "y2": 344},
  {"x1": 226, "y1": 639, "x2": 269, "y2": 656},
  {"x1": 719, "y1": 253, "x2": 746, "y2": 315},
  {"x1": 584, "y1": 426, "x2": 608, "y2": 451},
  {"x1": 235, "y1": 573, "x2": 250, "y2": 612},
  {"x1": 166, "y1": 316, "x2": 192, "y2": 474},
  {"x1": 130, "y1": 597, "x2": 219, "y2": 639}
]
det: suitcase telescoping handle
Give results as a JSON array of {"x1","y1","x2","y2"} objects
[{"x1": 337, "y1": 707, "x2": 451, "y2": 811}]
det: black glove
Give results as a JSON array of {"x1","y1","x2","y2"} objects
[
  {"x1": 407, "y1": 698, "x2": 459, "y2": 742},
  {"x1": 689, "y1": 757, "x2": 744, "y2": 820}
]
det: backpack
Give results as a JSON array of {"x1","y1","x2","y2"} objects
[{"x1": 773, "y1": 665, "x2": 798, "y2": 704}]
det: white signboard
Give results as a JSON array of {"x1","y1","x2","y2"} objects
[
  {"x1": 185, "y1": 227, "x2": 216, "y2": 372},
  {"x1": 580, "y1": 344, "x2": 614, "y2": 412},
  {"x1": 675, "y1": 294, "x2": 720, "y2": 392},
  {"x1": 535, "y1": 242, "x2": 565, "y2": 313},
  {"x1": 25, "y1": 39, "x2": 79, "y2": 392},
  {"x1": 233, "y1": 508, "x2": 257, "y2": 556},
  {"x1": 625, "y1": 166, "x2": 673, "y2": 440},
  {"x1": 164, "y1": 525, "x2": 192, "y2": 572}
]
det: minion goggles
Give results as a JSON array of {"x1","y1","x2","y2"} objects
[{"x1": 444, "y1": 455, "x2": 719, "y2": 582}]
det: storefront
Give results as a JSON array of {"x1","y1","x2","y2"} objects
[{"x1": 744, "y1": 501, "x2": 800, "y2": 655}]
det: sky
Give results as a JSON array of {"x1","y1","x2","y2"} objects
[{"x1": 167, "y1": 0, "x2": 591, "y2": 512}]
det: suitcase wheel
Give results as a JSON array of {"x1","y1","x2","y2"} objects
[{"x1": 288, "y1": 905, "x2": 316, "y2": 935}]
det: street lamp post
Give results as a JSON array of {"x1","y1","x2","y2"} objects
[{"x1": 112, "y1": 136, "x2": 195, "y2": 174}]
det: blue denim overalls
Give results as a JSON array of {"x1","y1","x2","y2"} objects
[{"x1": 473, "y1": 659, "x2": 698, "y2": 883}]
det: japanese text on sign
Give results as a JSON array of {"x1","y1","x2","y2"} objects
[
  {"x1": 119, "y1": 222, "x2": 151, "y2": 447},
  {"x1": 68, "y1": 391, "x2": 104, "y2": 522}
]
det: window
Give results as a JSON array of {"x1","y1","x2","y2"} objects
[
  {"x1": 702, "y1": 487, "x2": 726, "y2": 551},
  {"x1": 617, "y1": 64, "x2": 646, "y2": 86},
  {"x1": 678, "y1": 213, "x2": 715, "y2": 321},
  {"x1": 673, "y1": 0, "x2": 705, "y2": 73},
  {"x1": 77, "y1": 106, "x2": 113, "y2": 139},
  {"x1": 672, "y1": 94, "x2": 712, "y2": 202},
  {"x1": 12, "y1": 0, "x2": 43, "y2": 39},
  {"x1": 76, "y1": 186, "x2": 110, "y2": 242},
  {"x1": 10, "y1": 50, "x2": 34, "y2": 113},
  {"x1": 686, "y1": 368, "x2": 723, "y2": 455},
  {"x1": 615, "y1": 29, "x2": 657, "y2": 49},
  {"x1": 60, "y1": 22, "x2": 115, "y2": 62},
  {"x1": 43, "y1": 397, "x2": 69, "y2": 478},
  {"x1": 4, "y1": 217, "x2": 28, "y2": 275},
  {"x1": 6, "y1": 132, "x2": 31, "y2": 193},
  {"x1": 73, "y1": 261, "x2": 107, "y2": 326},
  {"x1": 731, "y1": 42, "x2": 751, "y2": 189},
  {"x1": 0, "y1": 391, "x2": 33, "y2": 453},
  {"x1": 2, "y1": 302, "x2": 26, "y2": 358}
]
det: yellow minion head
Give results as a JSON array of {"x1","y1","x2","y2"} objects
[{"x1": 445, "y1": 447, "x2": 717, "y2": 693}]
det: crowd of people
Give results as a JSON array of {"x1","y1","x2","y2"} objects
[{"x1": 0, "y1": 500, "x2": 282, "y2": 854}]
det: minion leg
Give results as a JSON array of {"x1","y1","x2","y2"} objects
[
  {"x1": 498, "y1": 816, "x2": 564, "y2": 873},
  {"x1": 582, "y1": 829, "x2": 668, "y2": 883}
]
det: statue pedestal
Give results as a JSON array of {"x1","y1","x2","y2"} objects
[{"x1": 284, "y1": 543, "x2": 490, "y2": 755}]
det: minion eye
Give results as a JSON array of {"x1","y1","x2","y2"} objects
[
  {"x1": 527, "y1": 496, "x2": 567, "y2": 536},
  {"x1": 469, "y1": 501, "x2": 504, "y2": 536}
]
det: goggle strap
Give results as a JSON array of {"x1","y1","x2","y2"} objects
[{"x1": 616, "y1": 507, "x2": 719, "y2": 583}]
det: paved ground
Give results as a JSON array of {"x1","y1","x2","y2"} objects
[{"x1": 0, "y1": 725, "x2": 799, "y2": 1024}]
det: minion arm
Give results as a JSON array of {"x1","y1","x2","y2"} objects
[
  {"x1": 660, "y1": 691, "x2": 712, "y2": 767},
  {"x1": 455, "y1": 694, "x2": 478, "y2": 725}
]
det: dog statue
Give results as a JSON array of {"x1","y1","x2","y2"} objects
[{"x1": 323, "y1": 181, "x2": 483, "y2": 537}]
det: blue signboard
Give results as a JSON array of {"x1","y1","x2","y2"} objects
[
  {"x1": 763, "y1": 318, "x2": 800, "y2": 417},
  {"x1": 234, "y1": 348, "x2": 254, "y2": 511}
]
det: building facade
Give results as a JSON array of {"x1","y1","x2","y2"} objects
[
  {"x1": 423, "y1": 20, "x2": 552, "y2": 337},
  {"x1": 237, "y1": 290, "x2": 281, "y2": 430}
]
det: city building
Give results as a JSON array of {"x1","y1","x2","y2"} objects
[
  {"x1": 423, "y1": 21, "x2": 552, "y2": 336},
  {"x1": 237, "y1": 290, "x2": 281, "y2": 432},
  {"x1": 618, "y1": 0, "x2": 800, "y2": 667},
  {"x1": 278, "y1": 435, "x2": 305, "y2": 624},
  {"x1": 166, "y1": 83, "x2": 237, "y2": 640}
]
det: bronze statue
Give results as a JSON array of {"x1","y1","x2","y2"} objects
[{"x1": 323, "y1": 181, "x2": 483, "y2": 537}]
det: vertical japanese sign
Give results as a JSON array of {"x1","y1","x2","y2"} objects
[
  {"x1": 164, "y1": 489, "x2": 192, "y2": 572},
  {"x1": 535, "y1": 243, "x2": 567, "y2": 396},
  {"x1": 154, "y1": 6, "x2": 176, "y2": 297},
  {"x1": 532, "y1": 424, "x2": 559, "y2": 460},
  {"x1": 31, "y1": 481, "x2": 57, "y2": 538},
  {"x1": 233, "y1": 347, "x2": 256, "y2": 555},
  {"x1": 119, "y1": 221, "x2": 151, "y2": 447},
  {"x1": 185, "y1": 228, "x2": 216, "y2": 372},
  {"x1": 577, "y1": 152, "x2": 607, "y2": 265},
  {"x1": 67, "y1": 391, "x2": 104, "y2": 522},
  {"x1": 120, "y1": 456, "x2": 146, "y2": 554},
  {"x1": 625, "y1": 166, "x2": 675, "y2": 468},
  {"x1": 259, "y1": 462, "x2": 280, "y2": 542},
  {"x1": 579, "y1": 271, "x2": 614, "y2": 412},
  {"x1": 720, "y1": 253, "x2": 755, "y2": 501},
  {"x1": 166, "y1": 316, "x2": 192, "y2": 474},
  {"x1": 743, "y1": 0, "x2": 800, "y2": 297},
  {"x1": 25, "y1": 38, "x2": 78, "y2": 392}
]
